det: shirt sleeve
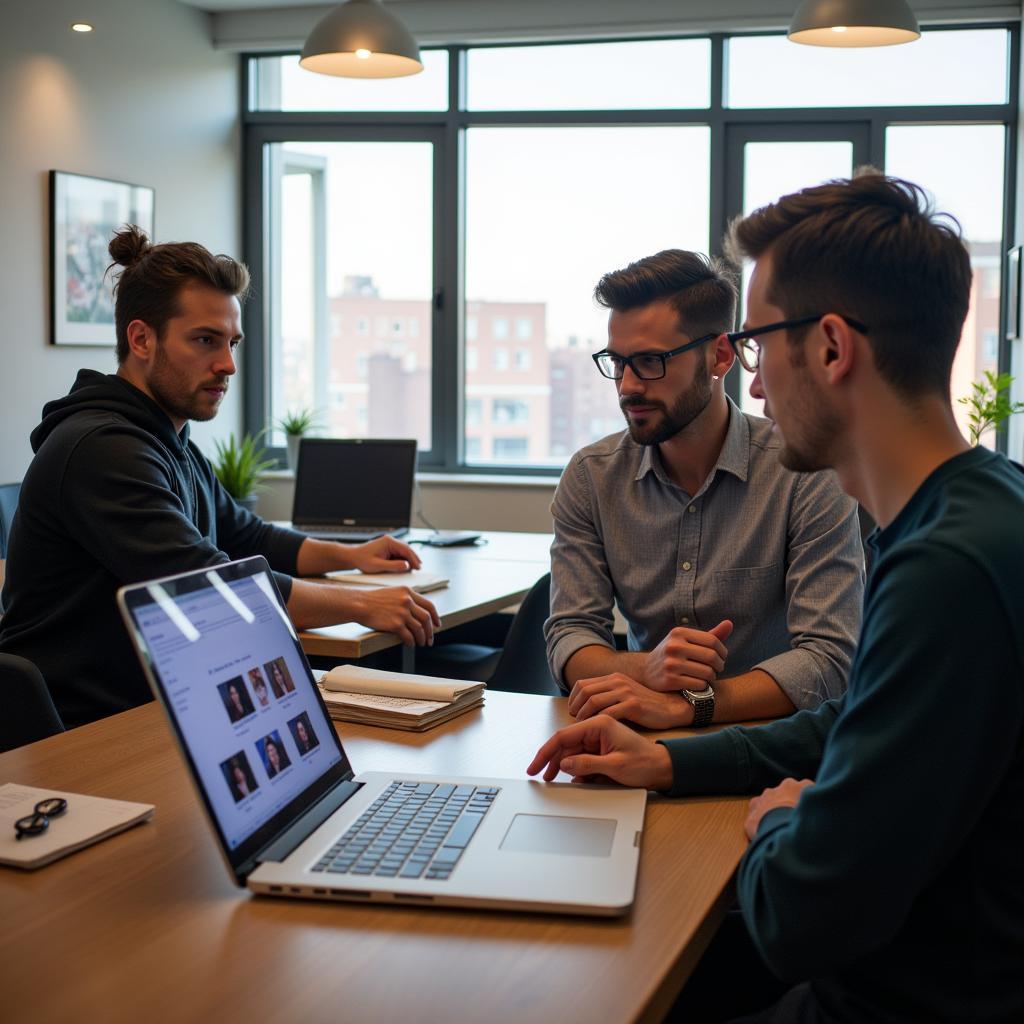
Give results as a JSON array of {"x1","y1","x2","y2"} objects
[
  {"x1": 735, "y1": 543, "x2": 1023, "y2": 981},
  {"x1": 544, "y1": 455, "x2": 618, "y2": 691},
  {"x1": 659, "y1": 699, "x2": 839, "y2": 796},
  {"x1": 751, "y1": 468, "x2": 864, "y2": 708}
]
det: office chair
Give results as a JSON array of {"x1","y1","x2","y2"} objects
[
  {"x1": 417, "y1": 573, "x2": 559, "y2": 695},
  {"x1": 0, "y1": 482, "x2": 20, "y2": 559},
  {"x1": 0, "y1": 654, "x2": 64, "y2": 753}
]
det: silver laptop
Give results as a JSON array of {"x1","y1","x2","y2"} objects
[
  {"x1": 291, "y1": 438, "x2": 416, "y2": 542},
  {"x1": 117, "y1": 557, "x2": 646, "y2": 916}
]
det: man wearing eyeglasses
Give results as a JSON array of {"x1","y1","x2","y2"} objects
[
  {"x1": 530, "y1": 175, "x2": 1024, "y2": 1022},
  {"x1": 544, "y1": 249, "x2": 864, "y2": 728}
]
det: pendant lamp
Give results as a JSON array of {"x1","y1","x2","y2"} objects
[
  {"x1": 300, "y1": 0, "x2": 423, "y2": 78},
  {"x1": 788, "y1": 0, "x2": 920, "y2": 47}
]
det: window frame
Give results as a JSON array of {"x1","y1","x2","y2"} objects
[{"x1": 242, "y1": 23, "x2": 1019, "y2": 471}]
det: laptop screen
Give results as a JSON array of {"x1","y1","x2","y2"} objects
[
  {"x1": 119, "y1": 558, "x2": 352, "y2": 878},
  {"x1": 292, "y1": 438, "x2": 417, "y2": 528}
]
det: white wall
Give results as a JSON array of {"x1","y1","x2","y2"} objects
[{"x1": 0, "y1": 0, "x2": 240, "y2": 483}]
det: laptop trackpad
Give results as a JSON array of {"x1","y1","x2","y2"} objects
[{"x1": 499, "y1": 814, "x2": 616, "y2": 857}]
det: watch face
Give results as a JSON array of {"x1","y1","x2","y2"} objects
[{"x1": 683, "y1": 686, "x2": 713, "y2": 702}]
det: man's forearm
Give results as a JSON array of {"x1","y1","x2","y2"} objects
[
  {"x1": 286, "y1": 577, "x2": 362, "y2": 629},
  {"x1": 294, "y1": 538, "x2": 361, "y2": 577},
  {"x1": 713, "y1": 669, "x2": 795, "y2": 723},
  {"x1": 563, "y1": 645, "x2": 648, "y2": 687},
  {"x1": 566, "y1": 645, "x2": 796, "y2": 726}
]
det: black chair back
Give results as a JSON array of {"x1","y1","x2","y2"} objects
[
  {"x1": 487, "y1": 573, "x2": 558, "y2": 695},
  {"x1": 0, "y1": 654, "x2": 64, "y2": 753}
]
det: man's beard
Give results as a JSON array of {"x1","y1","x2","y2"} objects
[
  {"x1": 620, "y1": 358, "x2": 713, "y2": 446},
  {"x1": 148, "y1": 344, "x2": 226, "y2": 425}
]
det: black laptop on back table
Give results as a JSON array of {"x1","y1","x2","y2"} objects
[{"x1": 291, "y1": 438, "x2": 417, "y2": 543}]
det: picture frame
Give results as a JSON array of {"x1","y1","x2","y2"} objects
[
  {"x1": 50, "y1": 170, "x2": 155, "y2": 346},
  {"x1": 1005, "y1": 245, "x2": 1021, "y2": 342}
]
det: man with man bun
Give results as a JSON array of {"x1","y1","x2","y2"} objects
[{"x1": 0, "y1": 227, "x2": 439, "y2": 728}]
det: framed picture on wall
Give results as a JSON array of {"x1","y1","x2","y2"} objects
[
  {"x1": 49, "y1": 170, "x2": 155, "y2": 346},
  {"x1": 1005, "y1": 245, "x2": 1021, "y2": 342}
]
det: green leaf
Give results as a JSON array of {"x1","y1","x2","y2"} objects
[
  {"x1": 957, "y1": 372, "x2": 1024, "y2": 446},
  {"x1": 275, "y1": 407, "x2": 322, "y2": 437},
  {"x1": 210, "y1": 430, "x2": 277, "y2": 500}
]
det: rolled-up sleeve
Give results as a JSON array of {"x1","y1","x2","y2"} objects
[
  {"x1": 753, "y1": 470, "x2": 863, "y2": 708},
  {"x1": 544, "y1": 456, "x2": 618, "y2": 690}
]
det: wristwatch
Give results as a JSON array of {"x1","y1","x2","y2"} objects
[{"x1": 681, "y1": 683, "x2": 715, "y2": 727}]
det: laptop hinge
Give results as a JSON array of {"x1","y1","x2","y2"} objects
[{"x1": 257, "y1": 779, "x2": 362, "y2": 864}]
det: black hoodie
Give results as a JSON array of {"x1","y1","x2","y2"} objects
[{"x1": 0, "y1": 370, "x2": 304, "y2": 728}]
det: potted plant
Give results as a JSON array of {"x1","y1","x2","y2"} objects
[
  {"x1": 277, "y1": 408, "x2": 321, "y2": 471},
  {"x1": 211, "y1": 431, "x2": 277, "y2": 513},
  {"x1": 958, "y1": 371, "x2": 1024, "y2": 446}
]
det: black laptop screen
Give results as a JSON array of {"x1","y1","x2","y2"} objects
[
  {"x1": 121, "y1": 560, "x2": 350, "y2": 872},
  {"x1": 293, "y1": 438, "x2": 417, "y2": 527}
]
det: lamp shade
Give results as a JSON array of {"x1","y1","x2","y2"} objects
[
  {"x1": 788, "y1": 0, "x2": 920, "y2": 47},
  {"x1": 300, "y1": 0, "x2": 423, "y2": 78}
]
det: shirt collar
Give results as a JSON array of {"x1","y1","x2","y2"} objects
[{"x1": 634, "y1": 396, "x2": 751, "y2": 486}]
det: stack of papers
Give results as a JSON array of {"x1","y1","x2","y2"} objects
[
  {"x1": 324, "y1": 570, "x2": 449, "y2": 594},
  {"x1": 318, "y1": 665, "x2": 485, "y2": 732},
  {"x1": 0, "y1": 784, "x2": 154, "y2": 870}
]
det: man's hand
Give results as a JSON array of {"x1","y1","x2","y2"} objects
[
  {"x1": 568, "y1": 672, "x2": 693, "y2": 729},
  {"x1": 641, "y1": 620, "x2": 733, "y2": 693},
  {"x1": 348, "y1": 586, "x2": 441, "y2": 647},
  {"x1": 527, "y1": 715, "x2": 674, "y2": 790},
  {"x1": 744, "y1": 778, "x2": 814, "y2": 840},
  {"x1": 347, "y1": 536, "x2": 423, "y2": 574}
]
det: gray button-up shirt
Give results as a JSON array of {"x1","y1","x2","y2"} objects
[{"x1": 545, "y1": 400, "x2": 864, "y2": 708}]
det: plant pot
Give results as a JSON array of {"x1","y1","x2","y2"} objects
[
  {"x1": 286, "y1": 434, "x2": 302, "y2": 471},
  {"x1": 237, "y1": 494, "x2": 258, "y2": 514}
]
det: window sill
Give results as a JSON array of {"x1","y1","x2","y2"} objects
[{"x1": 260, "y1": 469, "x2": 558, "y2": 489}]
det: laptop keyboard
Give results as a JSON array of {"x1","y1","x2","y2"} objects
[{"x1": 312, "y1": 781, "x2": 500, "y2": 882}]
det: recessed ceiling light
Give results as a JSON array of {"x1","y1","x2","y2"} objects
[{"x1": 71, "y1": 22, "x2": 94, "y2": 33}]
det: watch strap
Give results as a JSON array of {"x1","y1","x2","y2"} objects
[{"x1": 681, "y1": 683, "x2": 715, "y2": 727}]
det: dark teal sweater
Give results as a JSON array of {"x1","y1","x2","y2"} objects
[{"x1": 662, "y1": 447, "x2": 1024, "y2": 1023}]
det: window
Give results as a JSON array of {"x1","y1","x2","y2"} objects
[
  {"x1": 493, "y1": 437, "x2": 529, "y2": 459},
  {"x1": 244, "y1": 26, "x2": 1016, "y2": 471},
  {"x1": 727, "y1": 30, "x2": 1008, "y2": 108},
  {"x1": 886, "y1": 124, "x2": 1007, "y2": 448},
  {"x1": 493, "y1": 400, "x2": 529, "y2": 425}
]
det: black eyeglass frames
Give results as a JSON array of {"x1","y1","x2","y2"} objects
[
  {"x1": 592, "y1": 332, "x2": 719, "y2": 381},
  {"x1": 14, "y1": 797, "x2": 68, "y2": 839},
  {"x1": 727, "y1": 314, "x2": 868, "y2": 374}
]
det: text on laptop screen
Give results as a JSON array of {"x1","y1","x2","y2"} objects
[
  {"x1": 130, "y1": 571, "x2": 343, "y2": 851},
  {"x1": 293, "y1": 440, "x2": 416, "y2": 525}
]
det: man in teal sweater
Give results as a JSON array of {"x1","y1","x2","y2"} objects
[{"x1": 529, "y1": 173, "x2": 1024, "y2": 1023}]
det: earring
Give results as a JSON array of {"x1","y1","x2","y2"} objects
[{"x1": 712, "y1": 375, "x2": 720, "y2": 381}]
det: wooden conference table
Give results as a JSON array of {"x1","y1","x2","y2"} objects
[
  {"x1": 298, "y1": 530, "x2": 552, "y2": 666},
  {"x1": 0, "y1": 694, "x2": 749, "y2": 1024}
]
